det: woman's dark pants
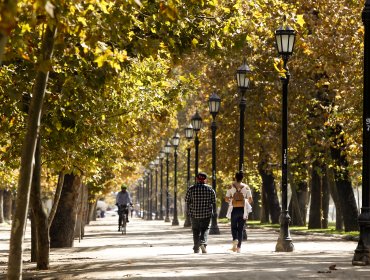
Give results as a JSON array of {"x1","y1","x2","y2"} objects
[{"x1": 231, "y1": 207, "x2": 246, "y2": 248}]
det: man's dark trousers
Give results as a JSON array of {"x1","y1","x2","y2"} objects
[{"x1": 191, "y1": 217, "x2": 211, "y2": 252}]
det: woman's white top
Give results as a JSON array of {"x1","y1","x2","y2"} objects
[{"x1": 226, "y1": 182, "x2": 252, "y2": 219}]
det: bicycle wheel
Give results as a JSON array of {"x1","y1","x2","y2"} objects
[{"x1": 121, "y1": 213, "x2": 127, "y2": 235}]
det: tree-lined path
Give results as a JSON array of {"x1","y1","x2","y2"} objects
[{"x1": 1, "y1": 217, "x2": 369, "y2": 279}]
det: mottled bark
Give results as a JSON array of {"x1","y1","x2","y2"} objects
[
  {"x1": 327, "y1": 168, "x2": 343, "y2": 230},
  {"x1": 3, "y1": 190, "x2": 13, "y2": 221},
  {"x1": 330, "y1": 125, "x2": 358, "y2": 232},
  {"x1": 322, "y1": 171, "x2": 330, "y2": 229},
  {"x1": 250, "y1": 188, "x2": 261, "y2": 221},
  {"x1": 7, "y1": 23, "x2": 57, "y2": 280},
  {"x1": 50, "y1": 173, "x2": 81, "y2": 248},
  {"x1": 258, "y1": 159, "x2": 280, "y2": 224},
  {"x1": 30, "y1": 138, "x2": 49, "y2": 269},
  {"x1": 308, "y1": 161, "x2": 323, "y2": 229}
]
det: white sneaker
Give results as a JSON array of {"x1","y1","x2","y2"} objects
[
  {"x1": 200, "y1": 244, "x2": 207, "y2": 254},
  {"x1": 236, "y1": 247, "x2": 241, "y2": 253},
  {"x1": 231, "y1": 240, "x2": 238, "y2": 252}
]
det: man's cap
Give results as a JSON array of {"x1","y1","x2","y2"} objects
[
  {"x1": 121, "y1": 184, "x2": 127, "y2": 189},
  {"x1": 197, "y1": 172, "x2": 207, "y2": 180}
]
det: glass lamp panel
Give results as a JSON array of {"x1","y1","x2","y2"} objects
[
  {"x1": 275, "y1": 25, "x2": 296, "y2": 55},
  {"x1": 185, "y1": 124, "x2": 194, "y2": 139},
  {"x1": 172, "y1": 132, "x2": 180, "y2": 147},
  {"x1": 208, "y1": 93, "x2": 221, "y2": 113},
  {"x1": 191, "y1": 111, "x2": 202, "y2": 131},
  {"x1": 159, "y1": 150, "x2": 165, "y2": 159},
  {"x1": 164, "y1": 141, "x2": 172, "y2": 154}
]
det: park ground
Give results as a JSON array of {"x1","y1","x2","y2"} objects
[{"x1": 1, "y1": 216, "x2": 370, "y2": 279}]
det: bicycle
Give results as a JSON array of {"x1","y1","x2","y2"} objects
[{"x1": 118, "y1": 204, "x2": 130, "y2": 235}]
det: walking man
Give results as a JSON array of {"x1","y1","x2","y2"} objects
[{"x1": 185, "y1": 172, "x2": 216, "y2": 254}]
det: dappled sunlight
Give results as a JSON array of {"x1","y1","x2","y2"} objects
[{"x1": 2, "y1": 217, "x2": 368, "y2": 279}]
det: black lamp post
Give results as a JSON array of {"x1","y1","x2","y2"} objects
[
  {"x1": 154, "y1": 157, "x2": 160, "y2": 220},
  {"x1": 159, "y1": 149, "x2": 165, "y2": 220},
  {"x1": 143, "y1": 170, "x2": 148, "y2": 219},
  {"x1": 172, "y1": 132, "x2": 180, "y2": 226},
  {"x1": 353, "y1": 0, "x2": 370, "y2": 266},
  {"x1": 208, "y1": 92, "x2": 221, "y2": 235},
  {"x1": 184, "y1": 124, "x2": 194, "y2": 227},
  {"x1": 138, "y1": 178, "x2": 143, "y2": 218},
  {"x1": 148, "y1": 164, "x2": 154, "y2": 220},
  {"x1": 236, "y1": 60, "x2": 251, "y2": 172},
  {"x1": 236, "y1": 60, "x2": 251, "y2": 241},
  {"x1": 274, "y1": 19, "x2": 296, "y2": 252},
  {"x1": 191, "y1": 111, "x2": 202, "y2": 179},
  {"x1": 164, "y1": 140, "x2": 172, "y2": 222}
]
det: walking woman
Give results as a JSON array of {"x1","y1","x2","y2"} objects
[{"x1": 225, "y1": 171, "x2": 253, "y2": 253}]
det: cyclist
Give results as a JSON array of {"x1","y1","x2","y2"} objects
[{"x1": 116, "y1": 184, "x2": 133, "y2": 231}]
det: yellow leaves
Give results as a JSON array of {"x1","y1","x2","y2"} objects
[
  {"x1": 296, "y1": 14, "x2": 305, "y2": 27},
  {"x1": 302, "y1": 42, "x2": 312, "y2": 55},
  {"x1": 159, "y1": 2, "x2": 178, "y2": 21},
  {"x1": 208, "y1": 0, "x2": 218, "y2": 7},
  {"x1": 77, "y1": 16, "x2": 87, "y2": 26},
  {"x1": 358, "y1": 26, "x2": 365, "y2": 36},
  {"x1": 55, "y1": 121, "x2": 62, "y2": 131},
  {"x1": 94, "y1": 42, "x2": 127, "y2": 69},
  {"x1": 191, "y1": 38, "x2": 198, "y2": 47},
  {"x1": 273, "y1": 58, "x2": 287, "y2": 78},
  {"x1": 98, "y1": 0, "x2": 111, "y2": 14},
  {"x1": 20, "y1": 23, "x2": 31, "y2": 34}
]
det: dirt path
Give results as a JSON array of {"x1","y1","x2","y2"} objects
[{"x1": 1, "y1": 217, "x2": 370, "y2": 279}]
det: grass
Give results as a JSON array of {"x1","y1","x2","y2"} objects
[
  {"x1": 246, "y1": 220, "x2": 359, "y2": 238},
  {"x1": 184, "y1": 216, "x2": 359, "y2": 238}
]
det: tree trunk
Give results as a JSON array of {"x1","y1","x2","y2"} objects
[
  {"x1": 288, "y1": 183, "x2": 304, "y2": 226},
  {"x1": 30, "y1": 213, "x2": 37, "y2": 262},
  {"x1": 258, "y1": 162, "x2": 280, "y2": 224},
  {"x1": 327, "y1": 168, "x2": 343, "y2": 230},
  {"x1": 74, "y1": 183, "x2": 84, "y2": 241},
  {"x1": 30, "y1": 138, "x2": 49, "y2": 269},
  {"x1": 0, "y1": 189, "x2": 4, "y2": 223},
  {"x1": 48, "y1": 171, "x2": 64, "y2": 226},
  {"x1": 218, "y1": 198, "x2": 228, "y2": 219},
  {"x1": 308, "y1": 161, "x2": 323, "y2": 229},
  {"x1": 260, "y1": 181, "x2": 269, "y2": 223},
  {"x1": 50, "y1": 173, "x2": 81, "y2": 248},
  {"x1": 81, "y1": 184, "x2": 89, "y2": 239},
  {"x1": 3, "y1": 190, "x2": 13, "y2": 221},
  {"x1": 7, "y1": 23, "x2": 57, "y2": 280},
  {"x1": 330, "y1": 125, "x2": 359, "y2": 231},
  {"x1": 87, "y1": 202, "x2": 95, "y2": 224},
  {"x1": 322, "y1": 170, "x2": 330, "y2": 229},
  {"x1": 250, "y1": 188, "x2": 261, "y2": 221}
]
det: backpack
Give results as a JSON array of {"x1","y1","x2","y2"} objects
[{"x1": 232, "y1": 188, "x2": 245, "y2": 208}]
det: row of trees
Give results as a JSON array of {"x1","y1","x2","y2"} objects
[{"x1": 0, "y1": 0, "x2": 365, "y2": 279}]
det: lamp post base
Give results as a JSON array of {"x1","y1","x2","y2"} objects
[
  {"x1": 164, "y1": 216, "x2": 171, "y2": 222},
  {"x1": 184, "y1": 215, "x2": 191, "y2": 227},
  {"x1": 275, "y1": 210, "x2": 294, "y2": 252},
  {"x1": 209, "y1": 216, "x2": 220, "y2": 235},
  {"x1": 353, "y1": 209, "x2": 370, "y2": 266}
]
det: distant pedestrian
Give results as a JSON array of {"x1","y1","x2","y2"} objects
[
  {"x1": 185, "y1": 172, "x2": 216, "y2": 254},
  {"x1": 225, "y1": 171, "x2": 253, "y2": 253}
]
